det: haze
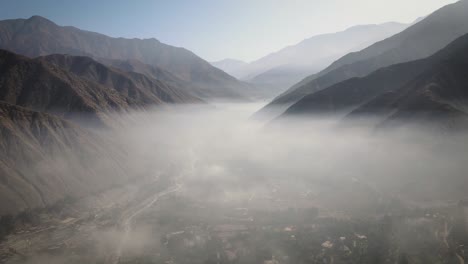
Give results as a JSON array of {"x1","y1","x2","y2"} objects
[
  {"x1": 1, "y1": 1, "x2": 468, "y2": 263},
  {"x1": 4, "y1": 104, "x2": 468, "y2": 263},
  {"x1": 0, "y1": 0, "x2": 457, "y2": 61}
]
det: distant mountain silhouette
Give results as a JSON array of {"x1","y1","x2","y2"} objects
[
  {"x1": 0, "y1": 16, "x2": 250, "y2": 100},
  {"x1": 258, "y1": 0, "x2": 468, "y2": 118},
  {"x1": 0, "y1": 49, "x2": 200, "y2": 127},
  {"x1": 283, "y1": 33, "x2": 468, "y2": 129},
  {"x1": 211, "y1": 59, "x2": 248, "y2": 76},
  {"x1": 221, "y1": 23, "x2": 407, "y2": 92}
]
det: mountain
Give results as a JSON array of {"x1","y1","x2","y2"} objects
[
  {"x1": 0, "y1": 49, "x2": 202, "y2": 215},
  {"x1": 258, "y1": 0, "x2": 468, "y2": 118},
  {"x1": 98, "y1": 58, "x2": 191, "y2": 92},
  {"x1": 282, "y1": 60, "x2": 428, "y2": 117},
  {"x1": 211, "y1": 59, "x2": 248, "y2": 77},
  {"x1": 0, "y1": 15, "x2": 250, "y2": 100},
  {"x1": 39, "y1": 54, "x2": 201, "y2": 104},
  {"x1": 0, "y1": 101, "x2": 129, "y2": 215},
  {"x1": 347, "y1": 37, "x2": 468, "y2": 129},
  {"x1": 282, "y1": 33, "x2": 468, "y2": 129},
  {"x1": 0, "y1": 49, "x2": 200, "y2": 127},
  {"x1": 228, "y1": 23, "x2": 408, "y2": 87}
]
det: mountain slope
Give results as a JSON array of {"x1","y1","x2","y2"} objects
[
  {"x1": 282, "y1": 59, "x2": 428, "y2": 117},
  {"x1": 0, "y1": 49, "x2": 199, "y2": 126},
  {"x1": 39, "y1": 54, "x2": 200, "y2": 104},
  {"x1": 240, "y1": 22, "x2": 407, "y2": 80},
  {"x1": 347, "y1": 38, "x2": 468, "y2": 128},
  {"x1": 98, "y1": 58, "x2": 190, "y2": 92},
  {"x1": 0, "y1": 15, "x2": 250, "y2": 100},
  {"x1": 283, "y1": 33, "x2": 468, "y2": 128},
  {"x1": 259, "y1": 0, "x2": 468, "y2": 118},
  {"x1": 0, "y1": 102, "x2": 129, "y2": 215}
]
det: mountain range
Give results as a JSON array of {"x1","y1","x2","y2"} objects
[
  {"x1": 0, "y1": 15, "x2": 261, "y2": 214},
  {"x1": 0, "y1": 47, "x2": 201, "y2": 214},
  {"x1": 1, "y1": 1, "x2": 468, "y2": 216},
  {"x1": 282, "y1": 32, "x2": 468, "y2": 128},
  {"x1": 0, "y1": 49, "x2": 200, "y2": 127},
  {"x1": 213, "y1": 22, "x2": 409, "y2": 94},
  {"x1": 257, "y1": 0, "x2": 468, "y2": 119},
  {"x1": 0, "y1": 15, "x2": 253, "y2": 100}
]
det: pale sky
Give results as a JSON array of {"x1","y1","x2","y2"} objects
[{"x1": 0, "y1": 0, "x2": 459, "y2": 62}]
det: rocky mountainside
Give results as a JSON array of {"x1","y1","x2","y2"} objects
[
  {"x1": 283, "y1": 33, "x2": 468, "y2": 129},
  {"x1": 0, "y1": 49, "x2": 200, "y2": 127},
  {"x1": 0, "y1": 48, "x2": 202, "y2": 215},
  {"x1": 0, "y1": 101, "x2": 129, "y2": 215},
  {"x1": 40, "y1": 54, "x2": 201, "y2": 104},
  {"x1": 258, "y1": 0, "x2": 468, "y2": 118},
  {"x1": 348, "y1": 41, "x2": 468, "y2": 129},
  {"x1": 0, "y1": 16, "x2": 250, "y2": 100},
  {"x1": 98, "y1": 58, "x2": 189, "y2": 92},
  {"x1": 282, "y1": 60, "x2": 428, "y2": 117}
]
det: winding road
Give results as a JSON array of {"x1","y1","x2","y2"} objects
[
  {"x1": 106, "y1": 182, "x2": 182, "y2": 264},
  {"x1": 442, "y1": 220, "x2": 465, "y2": 264},
  {"x1": 106, "y1": 150, "x2": 195, "y2": 264}
]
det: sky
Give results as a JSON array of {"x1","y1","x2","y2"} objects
[{"x1": 0, "y1": 0, "x2": 459, "y2": 62}]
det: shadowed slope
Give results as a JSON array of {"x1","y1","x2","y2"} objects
[
  {"x1": 282, "y1": 33, "x2": 468, "y2": 129},
  {"x1": 258, "y1": 0, "x2": 468, "y2": 118},
  {"x1": 0, "y1": 16, "x2": 250, "y2": 100},
  {"x1": 0, "y1": 49, "x2": 200, "y2": 127}
]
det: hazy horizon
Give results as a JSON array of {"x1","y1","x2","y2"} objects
[{"x1": 0, "y1": 0, "x2": 458, "y2": 62}]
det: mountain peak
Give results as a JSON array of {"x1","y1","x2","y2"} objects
[
  {"x1": 258, "y1": 0, "x2": 468, "y2": 117},
  {"x1": 23, "y1": 15, "x2": 58, "y2": 29},
  {"x1": 26, "y1": 15, "x2": 55, "y2": 24},
  {"x1": 0, "y1": 15, "x2": 250, "y2": 100}
]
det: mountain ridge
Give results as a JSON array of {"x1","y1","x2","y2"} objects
[
  {"x1": 0, "y1": 49, "x2": 200, "y2": 127},
  {"x1": 221, "y1": 22, "x2": 408, "y2": 86},
  {"x1": 281, "y1": 32, "x2": 468, "y2": 129},
  {"x1": 258, "y1": 0, "x2": 468, "y2": 119},
  {"x1": 0, "y1": 15, "x2": 251, "y2": 100}
]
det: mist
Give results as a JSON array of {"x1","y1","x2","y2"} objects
[
  {"x1": 2, "y1": 1, "x2": 468, "y2": 262},
  {"x1": 2, "y1": 103, "x2": 468, "y2": 263},
  {"x1": 113, "y1": 104, "x2": 468, "y2": 206}
]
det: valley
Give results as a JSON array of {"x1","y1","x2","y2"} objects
[
  {"x1": 0, "y1": 104, "x2": 467, "y2": 263},
  {"x1": 1, "y1": 1, "x2": 468, "y2": 263}
]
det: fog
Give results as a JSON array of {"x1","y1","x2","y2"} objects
[
  {"x1": 5, "y1": 103, "x2": 468, "y2": 263},
  {"x1": 99, "y1": 103, "x2": 468, "y2": 263},
  {"x1": 112, "y1": 103, "x2": 468, "y2": 209}
]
